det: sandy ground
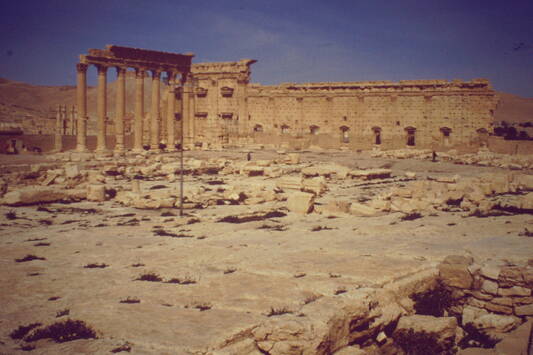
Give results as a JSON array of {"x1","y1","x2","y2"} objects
[{"x1": 0, "y1": 150, "x2": 532, "y2": 354}]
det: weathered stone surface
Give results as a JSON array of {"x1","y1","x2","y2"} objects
[
  {"x1": 287, "y1": 192, "x2": 315, "y2": 214},
  {"x1": 349, "y1": 202, "x2": 378, "y2": 217},
  {"x1": 1, "y1": 186, "x2": 69, "y2": 205},
  {"x1": 439, "y1": 263, "x2": 473, "y2": 289},
  {"x1": 514, "y1": 304, "x2": 533, "y2": 316},
  {"x1": 473, "y1": 314, "x2": 520, "y2": 333},
  {"x1": 481, "y1": 279, "x2": 499, "y2": 295},
  {"x1": 498, "y1": 286, "x2": 531, "y2": 297},
  {"x1": 87, "y1": 184, "x2": 106, "y2": 202},
  {"x1": 494, "y1": 320, "x2": 532, "y2": 355},
  {"x1": 462, "y1": 305, "x2": 489, "y2": 326}
]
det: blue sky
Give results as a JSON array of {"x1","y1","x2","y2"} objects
[{"x1": 1, "y1": 0, "x2": 532, "y2": 97}]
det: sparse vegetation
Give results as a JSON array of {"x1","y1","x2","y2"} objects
[
  {"x1": 334, "y1": 288, "x2": 347, "y2": 295},
  {"x1": 266, "y1": 307, "x2": 292, "y2": 317},
  {"x1": 56, "y1": 309, "x2": 70, "y2": 318},
  {"x1": 5, "y1": 210, "x2": 17, "y2": 220},
  {"x1": 311, "y1": 225, "x2": 336, "y2": 232},
  {"x1": 458, "y1": 322, "x2": 499, "y2": 349},
  {"x1": 10, "y1": 323, "x2": 42, "y2": 339},
  {"x1": 15, "y1": 254, "x2": 46, "y2": 262},
  {"x1": 34, "y1": 242, "x2": 51, "y2": 246},
  {"x1": 153, "y1": 229, "x2": 194, "y2": 238},
  {"x1": 400, "y1": 212, "x2": 423, "y2": 221},
  {"x1": 519, "y1": 228, "x2": 533, "y2": 237},
  {"x1": 84, "y1": 263, "x2": 108, "y2": 269},
  {"x1": 131, "y1": 262, "x2": 145, "y2": 267},
  {"x1": 135, "y1": 273, "x2": 163, "y2": 282},
  {"x1": 165, "y1": 276, "x2": 197, "y2": 285},
  {"x1": 217, "y1": 211, "x2": 286, "y2": 224},
  {"x1": 393, "y1": 328, "x2": 454, "y2": 355},
  {"x1": 120, "y1": 297, "x2": 140, "y2": 304},
  {"x1": 410, "y1": 280, "x2": 453, "y2": 317},
  {"x1": 111, "y1": 342, "x2": 132, "y2": 353},
  {"x1": 223, "y1": 267, "x2": 237, "y2": 274},
  {"x1": 303, "y1": 294, "x2": 321, "y2": 305},
  {"x1": 24, "y1": 319, "x2": 97, "y2": 343}
]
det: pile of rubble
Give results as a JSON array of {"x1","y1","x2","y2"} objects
[{"x1": 371, "y1": 148, "x2": 533, "y2": 170}]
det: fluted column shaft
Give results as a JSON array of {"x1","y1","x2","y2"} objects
[
  {"x1": 182, "y1": 73, "x2": 192, "y2": 148},
  {"x1": 133, "y1": 68, "x2": 145, "y2": 152},
  {"x1": 54, "y1": 104, "x2": 63, "y2": 151},
  {"x1": 115, "y1": 67, "x2": 126, "y2": 152},
  {"x1": 150, "y1": 70, "x2": 161, "y2": 150},
  {"x1": 96, "y1": 64, "x2": 108, "y2": 152},
  {"x1": 76, "y1": 63, "x2": 88, "y2": 152},
  {"x1": 166, "y1": 72, "x2": 177, "y2": 151}
]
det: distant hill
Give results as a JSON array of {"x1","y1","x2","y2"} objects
[
  {"x1": 494, "y1": 92, "x2": 533, "y2": 124},
  {"x1": 0, "y1": 77, "x2": 531, "y2": 127}
]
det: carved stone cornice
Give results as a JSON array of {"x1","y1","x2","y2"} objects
[{"x1": 76, "y1": 63, "x2": 88, "y2": 73}]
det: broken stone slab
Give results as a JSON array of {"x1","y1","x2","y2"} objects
[
  {"x1": 87, "y1": 184, "x2": 106, "y2": 202},
  {"x1": 64, "y1": 163, "x2": 81, "y2": 179},
  {"x1": 287, "y1": 153, "x2": 300, "y2": 164},
  {"x1": 438, "y1": 262, "x2": 474, "y2": 289},
  {"x1": 301, "y1": 176, "x2": 327, "y2": 195},
  {"x1": 276, "y1": 177, "x2": 303, "y2": 191},
  {"x1": 472, "y1": 314, "x2": 521, "y2": 336},
  {"x1": 349, "y1": 169, "x2": 392, "y2": 180},
  {"x1": 1, "y1": 186, "x2": 71, "y2": 206},
  {"x1": 320, "y1": 200, "x2": 351, "y2": 216},
  {"x1": 349, "y1": 202, "x2": 379, "y2": 217},
  {"x1": 287, "y1": 191, "x2": 315, "y2": 214}
]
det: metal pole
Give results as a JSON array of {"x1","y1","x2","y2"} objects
[{"x1": 178, "y1": 79, "x2": 185, "y2": 216}]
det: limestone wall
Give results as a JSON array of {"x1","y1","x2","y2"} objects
[{"x1": 178, "y1": 61, "x2": 499, "y2": 151}]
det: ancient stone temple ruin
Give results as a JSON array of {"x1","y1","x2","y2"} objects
[
  {"x1": 74, "y1": 45, "x2": 193, "y2": 153},
  {"x1": 73, "y1": 45, "x2": 498, "y2": 153}
]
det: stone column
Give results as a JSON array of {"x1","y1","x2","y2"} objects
[
  {"x1": 54, "y1": 104, "x2": 63, "y2": 151},
  {"x1": 166, "y1": 72, "x2": 177, "y2": 151},
  {"x1": 181, "y1": 73, "x2": 193, "y2": 148},
  {"x1": 115, "y1": 66, "x2": 127, "y2": 152},
  {"x1": 237, "y1": 78, "x2": 248, "y2": 145},
  {"x1": 150, "y1": 70, "x2": 161, "y2": 150},
  {"x1": 96, "y1": 64, "x2": 108, "y2": 153},
  {"x1": 76, "y1": 63, "x2": 88, "y2": 152},
  {"x1": 133, "y1": 68, "x2": 145, "y2": 152},
  {"x1": 70, "y1": 106, "x2": 76, "y2": 135}
]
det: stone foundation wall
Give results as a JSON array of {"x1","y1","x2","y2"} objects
[
  {"x1": 439, "y1": 256, "x2": 532, "y2": 336},
  {"x1": 189, "y1": 61, "x2": 498, "y2": 151}
]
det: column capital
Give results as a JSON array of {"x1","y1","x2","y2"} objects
[
  {"x1": 135, "y1": 68, "x2": 145, "y2": 78},
  {"x1": 166, "y1": 71, "x2": 177, "y2": 82},
  {"x1": 76, "y1": 63, "x2": 88, "y2": 73},
  {"x1": 151, "y1": 69, "x2": 161, "y2": 79},
  {"x1": 115, "y1": 66, "x2": 127, "y2": 75},
  {"x1": 95, "y1": 64, "x2": 108, "y2": 74}
]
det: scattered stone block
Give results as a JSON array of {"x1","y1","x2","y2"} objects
[
  {"x1": 1, "y1": 186, "x2": 69, "y2": 205},
  {"x1": 87, "y1": 184, "x2": 106, "y2": 202},
  {"x1": 287, "y1": 192, "x2": 315, "y2": 214},
  {"x1": 349, "y1": 202, "x2": 378, "y2": 217}
]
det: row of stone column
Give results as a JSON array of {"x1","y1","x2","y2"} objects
[
  {"x1": 54, "y1": 105, "x2": 77, "y2": 151},
  {"x1": 75, "y1": 63, "x2": 192, "y2": 154}
]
